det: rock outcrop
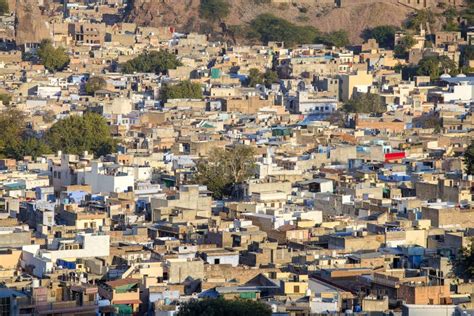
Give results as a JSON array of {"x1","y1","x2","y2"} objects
[{"x1": 15, "y1": 0, "x2": 51, "y2": 45}]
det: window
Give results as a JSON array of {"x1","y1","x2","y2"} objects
[{"x1": 294, "y1": 286, "x2": 300, "y2": 293}]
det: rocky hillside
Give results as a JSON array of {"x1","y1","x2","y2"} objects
[
  {"x1": 126, "y1": 0, "x2": 415, "y2": 44},
  {"x1": 14, "y1": 0, "x2": 52, "y2": 45}
]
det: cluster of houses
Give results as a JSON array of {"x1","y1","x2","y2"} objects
[{"x1": 0, "y1": 0, "x2": 473, "y2": 315}]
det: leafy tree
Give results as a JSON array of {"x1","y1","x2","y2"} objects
[
  {"x1": 46, "y1": 113, "x2": 116, "y2": 157},
  {"x1": 37, "y1": 39, "x2": 70, "y2": 72},
  {"x1": 417, "y1": 55, "x2": 458, "y2": 80},
  {"x1": 454, "y1": 239, "x2": 474, "y2": 279},
  {"x1": 363, "y1": 25, "x2": 398, "y2": 49},
  {"x1": 394, "y1": 35, "x2": 416, "y2": 59},
  {"x1": 0, "y1": 93, "x2": 11, "y2": 106},
  {"x1": 199, "y1": 0, "x2": 231, "y2": 23},
  {"x1": 4, "y1": 137, "x2": 51, "y2": 160},
  {"x1": 85, "y1": 76, "x2": 107, "y2": 95},
  {"x1": 0, "y1": 0, "x2": 8, "y2": 15},
  {"x1": 249, "y1": 14, "x2": 319, "y2": 47},
  {"x1": 0, "y1": 109, "x2": 27, "y2": 157},
  {"x1": 405, "y1": 9, "x2": 435, "y2": 30},
  {"x1": 318, "y1": 30, "x2": 349, "y2": 48},
  {"x1": 443, "y1": 6, "x2": 459, "y2": 31},
  {"x1": 462, "y1": 0, "x2": 474, "y2": 25},
  {"x1": 0, "y1": 108, "x2": 50, "y2": 160},
  {"x1": 177, "y1": 298, "x2": 271, "y2": 316},
  {"x1": 121, "y1": 51, "x2": 182, "y2": 74},
  {"x1": 343, "y1": 92, "x2": 386, "y2": 114},
  {"x1": 160, "y1": 81, "x2": 203, "y2": 102},
  {"x1": 247, "y1": 68, "x2": 263, "y2": 87},
  {"x1": 465, "y1": 141, "x2": 474, "y2": 175},
  {"x1": 247, "y1": 68, "x2": 279, "y2": 88},
  {"x1": 263, "y1": 70, "x2": 279, "y2": 87},
  {"x1": 462, "y1": 45, "x2": 474, "y2": 69},
  {"x1": 194, "y1": 145, "x2": 256, "y2": 199}
]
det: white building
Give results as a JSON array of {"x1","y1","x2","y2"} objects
[
  {"x1": 78, "y1": 161, "x2": 134, "y2": 194},
  {"x1": 21, "y1": 233, "x2": 110, "y2": 277}
]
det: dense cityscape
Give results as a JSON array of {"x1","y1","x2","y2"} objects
[{"x1": 0, "y1": 0, "x2": 473, "y2": 315}]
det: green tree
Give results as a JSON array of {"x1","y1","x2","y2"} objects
[
  {"x1": 343, "y1": 92, "x2": 386, "y2": 114},
  {"x1": 0, "y1": 108, "x2": 50, "y2": 160},
  {"x1": 37, "y1": 39, "x2": 70, "y2": 72},
  {"x1": 465, "y1": 141, "x2": 474, "y2": 175},
  {"x1": 85, "y1": 76, "x2": 107, "y2": 95},
  {"x1": 160, "y1": 81, "x2": 203, "y2": 102},
  {"x1": 0, "y1": 0, "x2": 8, "y2": 15},
  {"x1": 462, "y1": 0, "x2": 474, "y2": 25},
  {"x1": 263, "y1": 70, "x2": 279, "y2": 87},
  {"x1": 4, "y1": 137, "x2": 51, "y2": 160},
  {"x1": 247, "y1": 68, "x2": 264, "y2": 87},
  {"x1": 46, "y1": 113, "x2": 116, "y2": 157},
  {"x1": 363, "y1": 25, "x2": 398, "y2": 49},
  {"x1": 454, "y1": 239, "x2": 474, "y2": 280},
  {"x1": 249, "y1": 14, "x2": 319, "y2": 47},
  {"x1": 194, "y1": 145, "x2": 256, "y2": 199},
  {"x1": 247, "y1": 69, "x2": 279, "y2": 88},
  {"x1": 199, "y1": 0, "x2": 231, "y2": 23},
  {"x1": 0, "y1": 93, "x2": 11, "y2": 107},
  {"x1": 406, "y1": 9, "x2": 435, "y2": 30},
  {"x1": 318, "y1": 30, "x2": 349, "y2": 48},
  {"x1": 0, "y1": 108, "x2": 27, "y2": 157},
  {"x1": 417, "y1": 55, "x2": 458, "y2": 80},
  {"x1": 394, "y1": 35, "x2": 416, "y2": 59},
  {"x1": 177, "y1": 298, "x2": 271, "y2": 316},
  {"x1": 443, "y1": 6, "x2": 459, "y2": 31},
  {"x1": 121, "y1": 51, "x2": 182, "y2": 74}
]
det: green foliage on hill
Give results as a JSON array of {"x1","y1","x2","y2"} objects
[
  {"x1": 199, "y1": 0, "x2": 231, "y2": 23},
  {"x1": 160, "y1": 81, "x2": 203, "y2": 102},
  {"x1": 462, "y1": 0, "x2": 474, "y2": 25},
  {"x1": 0, "y1": 0, "x2": 8, "y2": 15},
  {"x1": 318, "y1": 30, "x2": 350, "y2": 48},
  {"x1": 194, "y1": 145, "x2": 256, "y2": 199},
  {"x1": 405, "y1": 9, "x2": 435, "y2": 30},
  {"x1": 343, "y1": 92, "x2": 386, "y2": 114},
  {"x1": 246, "y1": 14, "x2": 350, "y2": 48},
  {"x1": 37, "y1": 40, "x2": 70, "y2": 72},
  {"x1": 443, "y1": 6, "x2": 459, "y2": 31},
  {"x1": 248, "y1": 14, "x2": 319, "y2": 47},
  {"x1": 363, "y1": 25, "x2": 399, "y2": 49},
  {"x1": 121, "y1": 51, "x2": 182, "y2": 74},
  {"x1": 85, "y1": 76, "x2": 107, "y2": 95},
  {"x1": 177, "y1": 299, "x2": 271, "y2": 316},
  {"x1": 46, "y1": 113, "x2": 116, "y2": 157}
]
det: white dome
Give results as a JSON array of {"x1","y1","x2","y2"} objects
[
  {"x1": 440, "y1": 73, "x2": 451, "y2": 79},
  {"x1": 456, "y1": 73, "x2": 467, "y2": 78}
]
